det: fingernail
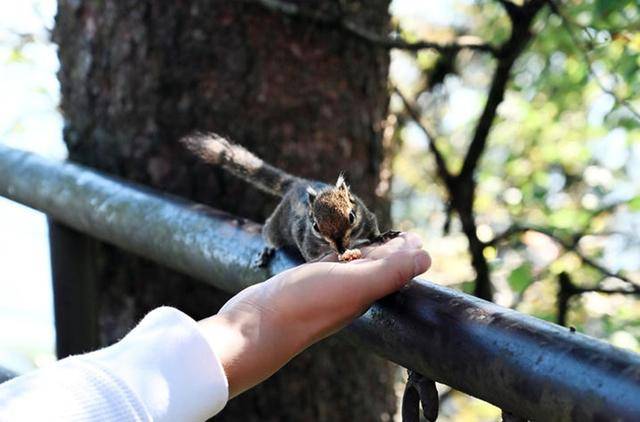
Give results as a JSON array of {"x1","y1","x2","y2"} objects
[
  {"x1": 413, "y1": 250, "x2": 430, "y2": 276},
  {"x1": 409, "y1": 235, "x2": 423, "y2": 249}
]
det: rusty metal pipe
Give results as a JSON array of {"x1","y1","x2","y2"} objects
[{"x1": 1, "y1": 144, "x2": 639, "y2": 420}]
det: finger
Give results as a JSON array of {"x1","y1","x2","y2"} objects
[
  {"x1": 360, "y1": 232, "x2": 423, "y2": 260},
  {"x1": 319, "y1": 252, "x2": 340, "y2": 263},
  {"x1": 319, "y1": 232, "x2": 423, "y2": 263},
  {"x1": 332, "y1": 248, "x2": 431, "y2": 306},
  {"x1": 319, "y1": 255, "x2": 337, "y2": 263},
  {"x1": 402, "y1": 232, "x2": 423, "y2": 248}
]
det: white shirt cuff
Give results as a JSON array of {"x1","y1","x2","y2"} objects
[{"x1": 85, "y1": 306, "x2": 229, "y2": 421}]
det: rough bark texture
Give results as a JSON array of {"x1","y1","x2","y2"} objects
[{"x1": 53, "y1": 1, "x2": 395, "y2": 420}]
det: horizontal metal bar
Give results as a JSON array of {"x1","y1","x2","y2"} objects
[
  {"x1": 0, "y1": 367, "x2": 17, "y2": 384},
  {"x1": 1, "y1": 144, "x2": 639, "y2": 421}
]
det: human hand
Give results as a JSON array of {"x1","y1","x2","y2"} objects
[{"x1": 198, "y1": 232, "x2": 430, "y2": 398}]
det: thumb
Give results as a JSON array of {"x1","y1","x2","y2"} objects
[{"x1": 350, "y1": 248, "x2": 431, "y2": 304}]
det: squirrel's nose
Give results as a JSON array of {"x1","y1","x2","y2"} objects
[{"x1": 334, "y1": 241, "x2": 346, "y2": 255}]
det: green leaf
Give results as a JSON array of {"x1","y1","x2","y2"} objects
[
  {"x1": 628, "y1": 196, "x2": 640, "y2": 211},
  {"x1": 460, "y1": 281, "x2": 476, "y2": 294},
  {"x1": 508, "y1": 263, "x2": 534, "y2": 294},
  {"x1": 549, "y1": 208, "x2": 590, "y2": 229}
]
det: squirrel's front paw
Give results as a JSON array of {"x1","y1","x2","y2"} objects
[
  {"x1": 370, "y1": 230, "x2": 401, "y2": 244},
  {"x1": 254, "y1": 247, "x2": 276, "y2": 268}
]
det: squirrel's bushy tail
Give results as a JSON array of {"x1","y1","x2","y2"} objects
[{"x1": 180, "y1": 132, "x2": 301, "y2": 197}]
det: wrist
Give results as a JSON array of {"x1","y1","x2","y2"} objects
[
  {"x1": 199, "y1": 306, "x2": 310, "y2": 399},
  {"x1": 198, "y1": 314, "x2": 249, "y2": 398}
]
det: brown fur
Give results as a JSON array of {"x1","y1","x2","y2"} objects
[
  {"x1": 181, "y1": 132, "x2": 301, "y2": 196},
  {"x1": 181, "y1": 133, "x2": 395, "y2": 262},
  {"x1": 313, "y1": 188, "x2": 352, "y2": 248}
]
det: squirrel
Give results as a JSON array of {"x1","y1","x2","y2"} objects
[{"x1": 180, "y1": 133, "x2": 399, "y2": 265}]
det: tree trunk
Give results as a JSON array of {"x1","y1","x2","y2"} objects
[{"x1": 53, "y1": 1, "x2": 394, "y2": 420}]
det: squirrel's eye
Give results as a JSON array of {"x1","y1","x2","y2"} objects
[
  {"x1": 349, "y1": 210, "x2": 356, "y2": 224},
  {"x1": 312, "y1": 221, "x2": 320, "y2": 232}
]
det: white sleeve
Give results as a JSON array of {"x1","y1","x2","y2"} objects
[{"x1": 0, "y1": 307, "x2": 229, "y2": 422}]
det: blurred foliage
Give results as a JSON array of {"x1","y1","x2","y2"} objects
[
  {"x1": 0, "y1": 0, "x2": 61, "y2": 375},
  {"x1": 390, "y1": 1, "x2": 639, "y2": 419}
]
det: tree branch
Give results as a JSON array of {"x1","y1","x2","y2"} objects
[
  {"x1": 394, "y1": 86, "x2": 455, "y2": 187},
  {"x1": 489, "y1": 199, "x2": 629, "y2": 246},
  {"x1": 445, "y1": 1, "x2": 547, "y2": 300},
  {"x1": 391, "y1": 1, "x2": 547, "y2": 301},
  {"x1": 558, "y1": 272, "x2": 639, "y2": 327},
  {"x1": 458, "y1": 58, "x2": 514, "y2": 181},
  {"x1": 488, "y1": 224, "x2": 640, "y2": 289},
  {"x1": 578, "y1": 285, "x2": 640, "y2": 295},
  {"x1": 548, "y1": 0, "x2": 640, "y2": 121},
  {"x1": 248, "y1": 0, "x2": 499, "y2": 56},
  {"x1": 458, "y1": 0, "x2": 546, "y2": 182},
  {"x1": 496, "y1": 0, "x2": 523, "y2": 22}
]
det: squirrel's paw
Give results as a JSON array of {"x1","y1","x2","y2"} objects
[
  {"x1": 370, "y1": 230, "x2": 402, "y2": 244},
  {"x1": 254, "y1": 246, "x2": 276, "y2": 268}
]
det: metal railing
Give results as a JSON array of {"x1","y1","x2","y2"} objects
[
  {"x1": 1, "y1": 144, "x2": 639, "y2": 421},
  {"x1": 0, "y1": 367, "x2": 17, "y2": 384}
]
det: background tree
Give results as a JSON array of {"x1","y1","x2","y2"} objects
[
  {"x1": 52, "y1": 0, "x2": 397, "y2": 420},
  {"x1": 387, "y1": 0, "x2": 639, "y2": 325},
  {"x1": 387, "y1": 1, "x2": 640, "y2": 417}
]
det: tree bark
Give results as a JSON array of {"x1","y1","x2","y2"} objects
[{"x1": 53, "y1": 1, "x2": 395, "y2": 420}]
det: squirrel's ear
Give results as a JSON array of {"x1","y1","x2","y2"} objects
[
  {"x1": 336, "y1": 173, "x2": 348, "y2": 191},
  {"x1": 306, "y1": 186, "x2": 317, "y2": 205}
]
